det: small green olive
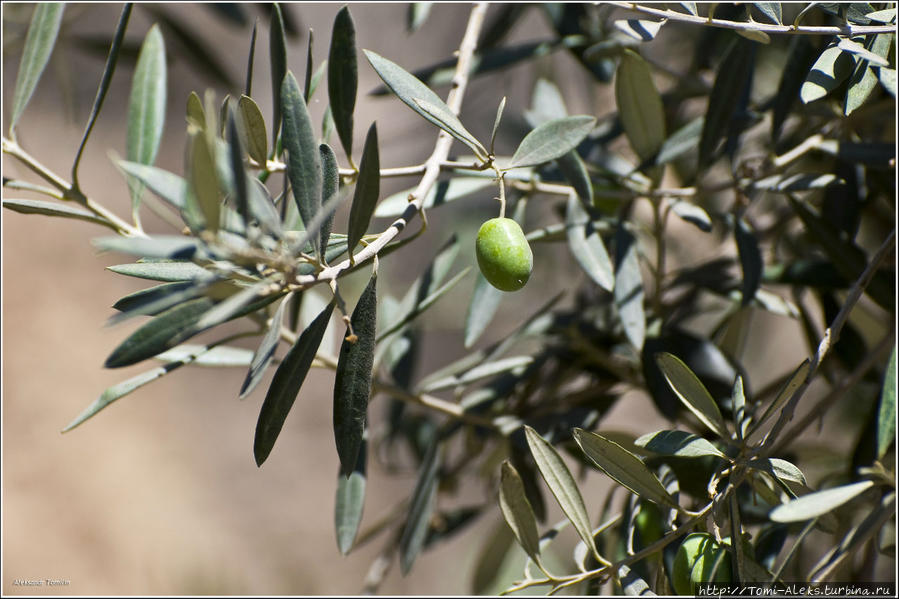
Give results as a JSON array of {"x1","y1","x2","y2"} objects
[
  {"x1": 476, "y1": 217, "x2": 533, "y2": 292},
  {"x1": 672, "y1": 533, "x2": 732, "y2": 595}
]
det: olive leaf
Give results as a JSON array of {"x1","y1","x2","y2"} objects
[
  {"x1": 635, "y1": 429, "x2": 728, "y2": 460},
  {"x1": 240, "y1": 294, "x2": 289, "y2": 399},
  {"x1": 335, "y1": 438, "x2": 367, "y2": 555},
  {"x1": 2, "y1": 198, "x2": 109, "y2": 227},
  {"x1": 499, "y1": 461, "x2": 543, "y2": 566},
  {"x1": 656, "y1": 352, "x2": 729, "y2": 440},
  {"x1": 237, "y1": 95, "x2": 268, "y2": 166},
  {"x1": 508, "y1": 115, "x2": 596, "y2": 169},
  {"x1": 269, "y1": 3, "x2": 288, "y2": 146},
  {"x1": 566, "y1": 193, "x2": 614, "y2": 291},
  {"x1": 328, "y1": 6, "x2": 357, "y2": 160},
  {"x1": 614, "y1": 226, "x2": 645, "y2": 351},
  {"x1": 769, "y1": 481, "x2": 875, "y2": 522},
  {"x1": 346, "y1": 123, "x2": 380, "y2": 255},
  {"x1": 400, "y1": 439, "x2": 442, "y2": 574},
  {"x1": 9, "y1": 3, "x2": 65, "y2": 133},
  {"x1": 876, "y1": 345, "x2": 897, "y2": 460},
  {"x1": 615, "y1": 49, "x2": 666, "y2": 162}
]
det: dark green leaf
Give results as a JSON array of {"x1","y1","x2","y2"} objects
[
  {"x1": 282, "y1": 71, "x2": 323, "y2": 251},
  {"x1": 334, "y1": 272, "x2": 377, "y2": 476},
  {"x1": 254, "y1": 301, "x2": 335, "y2": 466},
  {"x1": 270, "y1": 3, "x2": 288, "y2": 146},
  {"x1": 363, "y1": 49, "x2": 487, "y2": 159},
  {"x1": 800, "y1": 41, "x2": 856, "y2": 104},
  {"x1": 346, "y1": 123, "x2": 380, "y2": 255},
  {"x1": 107, "y1": 261, "x2": 209, "y2": 282},
  {"x1": 771, "y1": 36, "x2": 818, "y2": 142},
  {"x1": 72, "y1": 4, "x2": 132, "y2": 186},
  {"x1": 524, "y1": 426, "x2": 599, "y2": 560},
  {"x1": 237, "y1": 95, "x2": 268, "y2": 166},
  {"x1": 747, "y1": 457, "x2": 807, "y2": 487},
  {"x1": 509, "y1": 115, "x2": 596, "y2": 169},
  {"x1": 319, "y1": 143, "x2": 339, "y2": 258},
  {"x1": 192, "y1": 282, "x2": 268, "y2": 332},
  {"x1": 188, "y1": 130, "x2": 221, "y2": 232},
  {"x1": 700, "y1": 38, "x2": 755, "y2": 165},
  {"x1": 422, "y1": 356, "x2": 533, "y2": 393},
  {"x1": 303, "y1": 28, "x2": 314, "y2": 101},
  {"x1": 499, "y1": 461, "x2": 542, "y2": 565},
  {"x1": 2, "y1": 198, "x2": 108, "y2": 227},
  {"x1": 615, "y1": 49, "x2": 666, "y2": 162},
  {"x1": 400, "y1": 439, "x2": 441, "y2": 574},
  {"x1": 656, "y1": 352, "x2": 729, "y2": 439},
  {"x1": 117, "y1": 161, "x2": 186, "y2": 210},
  {"x1": 328, "y1": 6, "x2": 357, "y2": 160},
  {"x1": 566, "y1": 193, "x2": 614, "y2": 291},
  {"x1": 877, "y1": 346, "x2": 897, "y2": 460},
  {"x1": 614, "y1": 226, "x2": 645, "y2": 351},
  {"x1": 769, "y1": 481, "x2": 875, "y2": 522},
  {"x1": 753, "y1": 3, "x2": 782, "y2": 23},
  {"x1": 10, "y1": 3, "x2": 64, "y2": 132},
  {"x1": 556, "y1": 150, "x2": 593, "y2": 207},
  {"x1": 335, "y1": 438, "x2": 367, "y2": 554},
  {"x1": 635, "y1": 429, "x2": 727, "y2": 459},
  {"x1": 227, "y1": 108, "x2": 251, "y2": 226},
  {"x1": 734, "y1": 217, "x2": 762, "y2": 306},
  {"x1": 489, "y1": 96, "x2": 506, "y2": 153},
  {"x1": 126, "y1": 24, "x2": 167, "y2": 214},
  {"x1": 574, "y1": 428, "x2": 680, "y2": 509},
  {"x1": 244, "y1": 19, "x2": 257, "y2": 96},
  {"x1": 104, "y1": 297, "x2": 214, "y2": 368},
  {"x1": 240, "y1": 294, "x2": 288, "y2": 399},
  {"x1": 111, "y1": 280, "x2": 200, "y2": 319},
  {"x1": 247, "y1": 178, "x2": 283, "y2": 237}
]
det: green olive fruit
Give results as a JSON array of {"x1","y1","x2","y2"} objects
[
  {"x1": 633, "y1": 503, "x2": 664, "y2": 548},
  {"x1": 475, "y1": 217, "x2": 533, "y2": 292},
  {"x1": 672, "y1": 533, "x2": 732, "y2": 595}
]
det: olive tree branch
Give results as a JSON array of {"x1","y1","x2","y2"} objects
[{"x1": 608, "y1": 2, "x2": 897, "y2": 36}]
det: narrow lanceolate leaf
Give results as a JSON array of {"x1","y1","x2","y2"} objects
[
  {"x1": 656, "y1": 352, "x2": 729, "y2": 439},
  {"x1": 2, "y1": 199, "x2": 108, "y2": 227},
  {"x1": 635, "y1": 429, "x2": 727, "y2": 460},
  {"x1": 304, "y1": 29, "x2": 314, "y2": 101},
  {"x1": 464, "y1": 272, "x2": 504, "y2": 349},
  {"x1": 490, "y1": 96, "x2": 506, "y2": 153},
  {"x1": 769, "y1": 480, "x2": 875, "y2": 522},
  {"x1": 188, "y1": 130, "x2": 221, "y2": 232},
  {"x1": 187, "y1": 91, "x2": 205, "y2": 128},
  {"x1": 334, "y1": 272, "x2": 377, "y2": 476},
  {"x1": 335, "y1": 438, "x2": 367, "y2": 555},
  {"x1": 734, "y1": 217, "x2": 762, "y2": 306},
  {"x1": 328, "y1": 6, "x2": 357, "y2": 160},
  {"x1": 254, "y1": 301, "x2": 335, "y2": 466},
  {"x1": 107, "y1": 261, "x2": 208, "y2": 282},
  {"x1": 400, "y1": 439, "x2": 441, "y2": 574},
  {"x1": 227, "y1": 109, "x2": 250, "y2": 226},
  {"x1": 237, "y1": 95, "x2": 268, "y2": 165},
  {"x1": 877, "y1": 346, "x2": 897, "y2": 460},
  {"x1": 363, "y1": 49, "x2": 487, "y2": 159},
  {"x1": 269, "y1": 3, "x2": 288, "y2": 146},
  {"x1": 499, "y1": 461, "x2": 542, "y2": 564},
  {"x1": 670, "y1": 199, "x2": 712, "y2": 232},
  {"x1": 556, "y1": 150, "x2": 593, "y2": 207},
  {"x1": 244, "y1": 19, "x2": 257, "y2": 95},
  {"x1": 282, "y1": 71, "x2": 323, "y2": 243},
  {"x1": 613, "y1": 19, "x2": 665, "y2": 42},
  {"x1": 753, "y1": 2, "x2": 782, "y2": 24},
  {"x1": 747, "y1": 457, "x2": 807, "y2": 487},
  {"x1": 93, "y1": 235, "x2": 198, "y2": 259},
  {"x1": 524, "y1": 426, "x2": 598, "y2": 559},
  {"x1": 566, "y1": 193, "x2": 614, "y2": 291},
  {"x1": 800, "y1": 41, "x2": 856, "y2": 104},
  {"x1": 155, "y1": 344, "x2": 254, "y2": 367},
  {"x1": 573, "y1": 429, "x2": 679, "y2": 510},
  {"x1": 699, "y1": 38, "x2": 755, "y2": 165},
  {"x1": 614, "y1": 226, "x2": 645, "y2": 351},
  {"x1": 346, "y1": 123, "x2": 380, "y2": 255},
  {"x1": 319, "y1": 143, "x2": 339, "y2": 258},
  {"x1": 127, "y1": 24, "x2": 167, "y2": 213},
  {"x1": 118, "y1": 161, "x2": 186, "y2": 211},
  {"x1": 104, "y1": 297, "x2": 215, "y2": 368},
  {"x1": 845, "y1": 33, "x2": 893, "y2": 115},
  {"x1": 615, "y1": 49, "x2": 666, "y2": 162},
  {"x1": 407, "y1": 2, "x2": 433, "y2": 31},
  {"x1": 509, "y1": 115, "x2": 596, "y2": 169},
  {"x1": 10, "y1": 3, "x2": 64, "y2": 132},
  {"x1": 240, "y1": 295, "x2": 289, "y2": 399}
]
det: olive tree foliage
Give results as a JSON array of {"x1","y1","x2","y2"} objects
[{"x1": 2, "y1": 2, "x2": 896, "y2": 594}]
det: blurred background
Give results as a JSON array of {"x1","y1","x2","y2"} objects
[{"x1": 3, "y1": 3, "x2": 889, "y2": 595}]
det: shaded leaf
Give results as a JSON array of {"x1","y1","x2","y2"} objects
[
  {"x1": 753, "y1": 3, "x2": 782, "y2": 23},
  {"x1": 700, "y1": 38, "x2": 755, "y2": 165},
  {"x1": 499, "y1": 461, "x2": 542, "y2": 565},
  {"x1": 670, "y1": 199, "x2": 712, "y2": 232},
  {"x1": 346, "y1": 123, "x2": 380, "y2": 255},
  {"x1": 469, "y1": 520, "x2": 515, "y2": 594},
  {"x1": 227, "y1": 108, "x2": 251, "y2": 226},
  {"x1": 635, "y1": 429, "x2": 727, "y2": 459},
  {"x1": 237, "y1": 95, "x2": 268, "y2": 165},
  {"x1": 464, "y1": 272, "x2": 504, "y2": 349},
  {"x1": 244, "y1": 19, "x2": 257, "y2": 95},
  {"x1": 422, "y1": 356, "x2": 533, "y2": 393},
  {"x1": 566, "y1": 193, "x2": 614, "y2": 291},
  {"x1": 615, "y1": 49, "x2": 666, "y2": 162},
  {"x1": 400, "y1": 439, "x2": 441, "y2": 574},
  {"x1": 656, "y1": 352, "x2": 729, "y2": 439},
  {"x1": 240, "y1": 295, "x2": 289, "y2": 399},
  {"x1": 524, "y1": 426, "x2": 599, "y2": 559},
  {"x1": 126, "y1": 24, "x2": 167, "y2": 214},
  {"x1": 489, "y1": 96, "x2": 506, "y2": 153},
  {"x1": 654, "y1": 116, "x2": 703, "y2": 166},
  {"x1": 334, "y1": 272, "x2": 378, "y2": 476},
  {"x1": 772, "y1": 36, "x2": 818, "y2": 142},
  {"x1": 614, "y1": 226, "x2": 645, "y2": 351},
  {"x1": 877, "y1": 345, "x2": 897, "y2": 460},
  {"x1": 374, "y1": 176, "x2": 493, "y2": 218},
  {"x1": 269, "y1": 3, "x2": 288, "y2": 146},
  {"x1": 282, "y1": 71, "x2": 323, "y2": 247},
  {"x1": 107, "y1": 261, "x2": 208, "y2": 282},
  {"x1": 319, "y1": 143, "x2": 339, "y2": 257},
  {"x1": 9, "y1": 3, "x2": 64, "y2": 132},
  {"x1": 335, "y1": 438, "x2": 367, "y2": 555},
  {"x1": 613, "y1": 19, "x2": 665, "y2": 42},
  {"x1": 769, "y1": 481, "x2": 875, "y2": 522},
  {"x1": 574, "y1": 428, "x2": 680, "y2": 509},
  {"x1": 801, "y1": 41, "x2": 856, "y2": 104},
  {"x1": 188, "y1": 130, "x2": 221, "y2": 232},
  {"x1": 557, "y1": 150, "x2": 593, "y2": 207},
  {"x1": 734, "y1": 217, "x2": 762, "y2": 306},
  {"x1": 748, "y1": 359, "x2": 810, "y2": 440},
  {"x1": 845, "y1": 34, "x2": 893, "y2": 115},
  {"x1": 363, "y1": 49, "x2": 487, "y2": 158},
  {"x1": 328, "y1": 6, "x2": 357, "y2": 160},
  {"x1": 254, "y1": 301, "x2": 335, "y2": 466},
  {"x1": 2, "y1": 198, "x2": 108, "y2": 227},
  {"x1": 509, "y1": 115, "x2": 596, "y2": 169},
  {"x1": 747, "y1": 457, "x2": 807, "y2": 487}
]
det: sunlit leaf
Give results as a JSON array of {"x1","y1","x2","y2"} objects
[
  {"x1": 635, "y1": 429, "x2": 727, "y2": 459},
  {"x1": 499, "y1": 461, "x2": 542, "y2": 565},
  {"x1": 107, "y1": 261, "x2": 209, "y2": 282},
  {"x1": 844, "y1": 34, "x2": 893, "y2": 115},
  {"x1": 656, "y1": 352, "x2": 729, "y2": 439},
  {"x1": 509, "y1": 115, "x2": 596, "y2": 169},
  {"x1": 156, "y1": 344, "x2": 255, "y2": 367},
  {"x1": 566, "y1": 193, "x2": 614, "y2": 291},
  {"x1": 10, "y1": 3, "x2": 64, "y2": 132},
  {"x1": 769, "y1": 481, "x2": 875, "y2": 522},
  {"x1": 877, "y1": 346, "x2": 897, "y2": 460},
  {"x1": 615, "y1": 49, "x2": 666, "y2": 163},
  {"x1": 188, "y1": 130, "x2": 221, "y2": 232},
  {"x1": 801, "y1": 41, "x2": 856, "y2": 104},
  {"x1": 613, "y1": 19, "x2": 665, "y2": 42},
  {"x1": 614, "y1": 226, "x2": 645, "y2": 350},
  {"x1": 407, "y1": 3, "x2": 433, "y2": 32},
  {"x1": 237, "y1": 95, "x2": 268, "y2": 165},
  {"x1": 335, "y1": 438, "x2": 367, "y2": 554}
]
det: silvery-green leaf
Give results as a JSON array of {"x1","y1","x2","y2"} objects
[
  {"x1": 328, "y1": 6, "x2": 357, "y2": 160},
  {"x1": 464, "y1": 272, "x2": 504, "y2": 349},
  {"x1": 9, "y1": 3, "x2": 64, "y2": 132},
  {"x1": 282, "y1": 70, "x2": 323, "y2": 247},
  {"x1": 237, "y1": 95, "x2": 268, "y2": 165},
  {"x1": 654, "y1": 116, "x2": 703, "y2": 166},
  {"x1": 614, "y1": 226, "x2": 645, "y2": 351},
  {"x1": 566, "y1": 193, "x2": 614, "y2": 291},
  {"x1": 400, "y1": 439, "x2": 441, "y2": 574},
  {"x1": 489, "y1": 96, "x2": 506, "y2": 153},
  {"x1": 107, "y1": 261, "x2": 209, "y2": 282},
  {"x1": 2, "y1": 198, "x2": 108, "y2": 227},
  {"x1": 93, "y1": 235, "x2": 199, "y2": 260},
  {"x1": 747, "y1": 457, "x2": 807, "y2": 487},
  {"x1": 346, "y1": 123, "x2": 379, "y2": 255},
  {"x1": 126, "y1": 24, "x2": 167, "y2": 214},
  {"x1": 635, "y1": 429, "x2": 727, "y2": 459},
  {"x1": 499, "y1": 461, "x2": 542, "y2": 565},
  {"x1": 556, "y1": 150, "x2": 593, "y2": 207},
  {"x1": 509, "y1": 115, "x2": 596, "y2": 169},
  {"x1": 845, "y1": 33, "x2": 893, "y2": 115},
  {"x1": 364, "y1": 49, "x2": 487, "y2": 158},
  {"x1": 117, "y1": 161, "x2": 186, "y2": 210},
  {"x1": 613, "y1": 19, "x2": 665, "y2": 42},
  {"x1": 335, "y1": 438, "x2": 367, "y2": 554},
  {"x1": 877, "y1": 345, "x2": 896, "y2": 460},
  {"x1": 422, "y1": 356, "x2": 533, "y2": 393},
  {"x1": 615, "y1": 48, "x2": 665, "y2": 163},
  {"x1": 254, "y1": 301, "x2": 335, "y2": 466},
  {"x1": 334, "y1": 272, "x2": 377, "y2": 476},
  {"x1": 188, "y1": 130, "x2": 221, "y2": 232},
  {"x1": 670, "y1": 199, "x2": 712, "y2": 232},
  {"x1": 155, "y1": 344, "x2": 254, "y2": 367},
  {"x1": 656, "y1": 352, "x2": 729, "y2": 439},
  {"x1": 240, "y1": 295, "x2": 288, "y2": 399},
  {"x1": 838, "y1": 37, "x2": 890, "y2": 67},
  {"x1": 769, "y1": 480, "x2": 875, "y2": 522},
  {"x1": 407, "y1": 2, "x2": 433, "y2": 32},
  {"x1": 801, "y1": 41, "x2": 856, "y2": 103},
  {"x1": 525, "y1": 426, "x2": 599, "y2": 559},
  {"x1": 878, "y1": 67, "x2": 897, "y2": 97},
  {"x1": 574, "y1": 428, "x2": 680, "y2": 509},
  {"x1": 865, "y1": 8, "x2": 897, "y2": 22},
  {"x1": 374, "y1": 176, "x2": 494, "y2": 217},
  {"x1": 737, "y1": 29, "x2": 772, "y2": 44}
]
